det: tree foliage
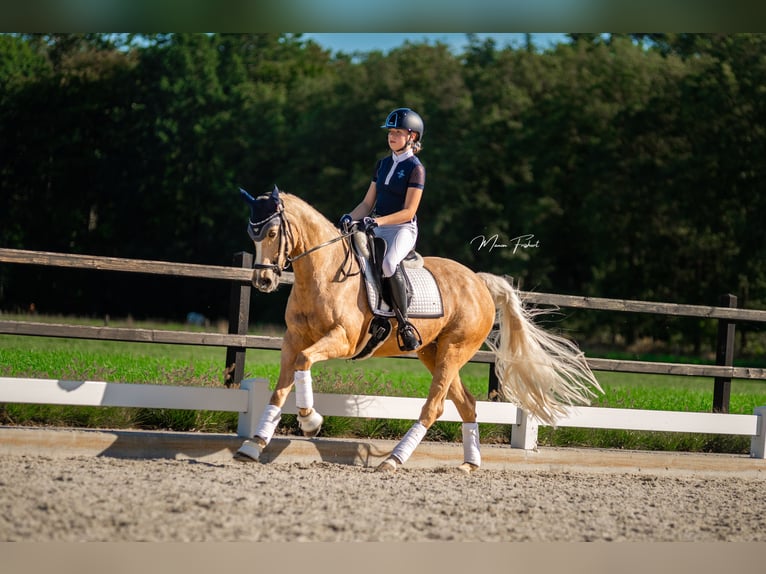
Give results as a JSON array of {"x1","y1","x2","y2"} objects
[{"x1": 2, "y1": 33, "x2": 765, "y2": 344}]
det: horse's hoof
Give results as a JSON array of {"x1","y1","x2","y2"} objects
[
  {"x1": 375, "y1": 458, "x2": 398, "y2": 473},
  {"x1": 234, "y1": 439, "x2": 264, "y2": 462},
  {"x1": 298, "y1": 409, "x2": 323, "y2": 438},
  {"x1": 458, "y1": 462, "x2": 479, "y2": 474}
]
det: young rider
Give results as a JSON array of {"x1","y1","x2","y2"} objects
[{"x1": 339, "y1": 107, "x2": 426, "y2": 351}]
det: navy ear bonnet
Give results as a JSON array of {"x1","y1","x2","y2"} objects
[{"x1": 240, "y1": 186, "x2": 283, "y2": 241}]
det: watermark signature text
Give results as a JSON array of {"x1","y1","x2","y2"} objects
[{"x1": 470, "y1": 234, "x2": 540, "y2": 254}]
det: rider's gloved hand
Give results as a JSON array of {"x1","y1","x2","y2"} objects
[
  {"x1": 338, "y1": 213, "x2": 353, "y2": 232},
  {"x1": 362, "y1": 217, "x2": 378, "y2": 233}
]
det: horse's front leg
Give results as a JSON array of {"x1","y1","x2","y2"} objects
[
  {"x1": 289, "y1": 324, "x2": 360, "y2": 438},
  {"x1": 235, "y1": 347, "x2": 298, "y2": 462},
  {"x1": 236, "y1": 326, "x2": 353, "y2": 462}
]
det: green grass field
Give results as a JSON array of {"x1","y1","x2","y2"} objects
[{"x1": 2, "y1": 321, "x2": 766, "y2": 454}]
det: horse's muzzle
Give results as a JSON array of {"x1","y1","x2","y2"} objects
[{"x1": 253, "y1": 269, "x2": 279, "y2": 293}]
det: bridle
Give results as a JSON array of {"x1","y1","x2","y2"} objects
[
  {"x1": 247, "y1": 200, "x2": 291, "y2": 275},
  {"x1": 249, "y1": 201, "x2": 357, "y2": 277}
]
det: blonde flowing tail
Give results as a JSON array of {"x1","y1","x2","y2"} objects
[{"x1": 477, "y1": 273, "x2": 603, "y2": 426}]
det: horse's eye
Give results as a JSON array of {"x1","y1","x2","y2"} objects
[{"x1": 268, "y1": 229, "x2": 278, "y2": 239}]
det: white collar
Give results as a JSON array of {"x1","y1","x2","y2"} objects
[
  {"x1": 384, "y1": 149, "x2": 414, "y2": 185},
  {"x1": 391, "y1": 149, "x2": 414, "y2": 163}
]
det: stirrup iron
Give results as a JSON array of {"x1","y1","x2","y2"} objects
[{"x1": 396, "y1": 321, "x2": 422, "y2": 352}]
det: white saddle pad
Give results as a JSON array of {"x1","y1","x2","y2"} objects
[{"x1": 359, "y1": 257, "x2": 444, "y2": 319}]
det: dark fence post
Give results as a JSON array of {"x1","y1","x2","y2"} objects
[
  {"x1": 224, "y1": 252, "x2": 253, "y2": 388},
  {"x1": 713, "y1": 293, "x2": 737, "y2": 413},
  {"x1": 488, "y1": 363, "x2": 500, "y2": 401}
]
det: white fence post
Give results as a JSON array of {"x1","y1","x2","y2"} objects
[
  {"x1": 237, "y1": 378, "x2": 271, "y2": 438},
  {"x1": 510, "y1": 410, "x2": 539, "y2": 450},
  {"x1": 751, "y1": 406, "x2": 766, "y2": 459}
]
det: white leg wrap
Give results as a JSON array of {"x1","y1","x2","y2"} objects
[
  {"x1": 254, "y1": 404, "x2": 282, "y2": 445},
  {"x1": 391, "y1": 422, "x2": 427, "y2": 465},
  {"x1": 297, "y1": 409, "x2": 324, "y2": 434},
  {"x1": 462, "y1": 422, "x2": 481, "y2": 467},
  {"x1": 294, "y1": 370, "x2": 313, "y2": 410}
]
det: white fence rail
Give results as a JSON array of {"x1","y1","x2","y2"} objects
[{"x1": 1, "y1": 376, "x2": 764, "y2": 459}]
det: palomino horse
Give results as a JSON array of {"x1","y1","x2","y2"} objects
[{"x1": 236, "y1": 186, "x2": 602, "y2": 472}]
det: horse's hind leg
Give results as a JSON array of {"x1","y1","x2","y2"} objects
[
  {"x1": 446, "y1": 379, "x2": 481, "y2": 473},
  {"x1": 377, "y1": 342, "x2": 480, "y2": 473}
]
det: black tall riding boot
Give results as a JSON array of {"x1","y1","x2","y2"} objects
[{"x1": 386, "y1": 266, "x2": 422, "y2": 352}]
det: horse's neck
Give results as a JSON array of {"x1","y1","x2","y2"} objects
[{"x1": 285, "y1": 196, "x2": 348, "y2": 286}]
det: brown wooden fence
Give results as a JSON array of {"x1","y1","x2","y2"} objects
[{"x1": 2, "y1": 247, "x2": 766, "y2": 412}]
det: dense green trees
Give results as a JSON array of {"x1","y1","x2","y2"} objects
[{"x1": 2, "y1": 33, "x2": 765, "y2": 344}]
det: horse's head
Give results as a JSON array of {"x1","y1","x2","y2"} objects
[{"x1": 240, "y1": 185, "x2": 287, "y2": 293}]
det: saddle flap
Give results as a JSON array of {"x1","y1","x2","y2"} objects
[{"x1": 351, "y1": 230, "x2": 370, "y2": 259}]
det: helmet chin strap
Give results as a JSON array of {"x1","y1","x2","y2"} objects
[{"x1": 394, "y1": 133, "x2": 414, "y2": 153}]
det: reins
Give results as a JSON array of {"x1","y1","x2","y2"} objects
[
  {"x1": 289, "y1": 232, "x2": 351, "y2": 263},
  {"x1": 252, "y1": 211, "x2": 359, "y2": 278}
]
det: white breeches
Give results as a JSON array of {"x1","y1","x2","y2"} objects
[{"x1": 373, "y1": 221, "x2": 418, "y2": 277}]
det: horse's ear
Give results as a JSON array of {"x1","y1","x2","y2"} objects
[
  {"x1": 271, "y1": 185, "x2": 280, "y2": 200},
  {"x1": 239, "y1": 187, "x2": 257, "y2": 205}
]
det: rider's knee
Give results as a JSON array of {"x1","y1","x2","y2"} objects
[{"x1": 382, "y1": 260, "x2": 396, "y2": 278}]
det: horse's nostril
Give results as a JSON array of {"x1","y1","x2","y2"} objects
[{"x1": 257, "y1": 276, "x2": 273, "y2": 290}]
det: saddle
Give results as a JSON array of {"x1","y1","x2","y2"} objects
[
  {"x1": 352, "y1": 230, "x2": 422, "y2": 300},
  {"x1": 350, "y1": 231, "x2": 443, "y2": 359}
]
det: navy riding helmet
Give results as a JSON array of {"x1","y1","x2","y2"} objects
[{"x1": 381, "y1": 108, "x2": 424, "y2": 141}]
